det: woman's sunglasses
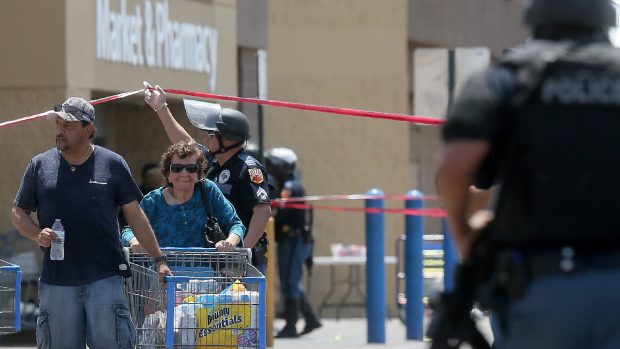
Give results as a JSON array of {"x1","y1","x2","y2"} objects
[{"x1": 169, "y1": 164, "x2": 199, "y2": 174}]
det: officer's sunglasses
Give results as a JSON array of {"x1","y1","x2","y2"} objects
[{"x1": 169, "y1": 164, "x2": 200, "y2": 174}]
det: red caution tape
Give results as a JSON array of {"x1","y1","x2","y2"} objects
[
  {"x1": 275, "y1": 202, "x2": 447, "y2": 217},
  {"x1": 162, "y1": 88, "x2": 445, "y2": 125},
  {"x1": 90, "y1": 89, "x2": 144, "y2": 106},
  {"x1": 0, "y1": 111, "x2": 51, "y2": 130},
  {"x1": 0, "y1": 89, "x2": 143, "y2": 129},
  {"x1": 1, "y1": 87, "x2": 444, "y2": 129},
  {"x1": 272, "y1": 193, "x2": 439, "y2": 204}
]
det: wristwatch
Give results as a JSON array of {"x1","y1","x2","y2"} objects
[{"x1": 154, "y1": 254, "x2": 168, "y2": 264}]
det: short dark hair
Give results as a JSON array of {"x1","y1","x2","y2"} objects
[
  {"x1": 160, "y1": 141, "x2": 206, "y2": 186},
  {"x1": 80, "y1": 121, "x2": 96, "y2": 139}
]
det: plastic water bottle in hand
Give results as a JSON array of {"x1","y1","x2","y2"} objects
[{"x1": 50, "y1": 219, "x2": 65, "y2": 261}]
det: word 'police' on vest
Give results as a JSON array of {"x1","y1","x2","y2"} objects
[{"x1": 542, "y1": 75, "x2": 620, "y2": 105}]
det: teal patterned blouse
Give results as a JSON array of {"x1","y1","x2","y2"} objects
[{"x1": 121, "y1": 180, "x2": 244, "y2": 247}]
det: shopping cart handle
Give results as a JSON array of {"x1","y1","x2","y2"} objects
[{"x1": 159, "y1": 247, "x2": 252, "y2": 261}]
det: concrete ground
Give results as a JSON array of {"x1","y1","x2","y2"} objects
[
  {"x1": 0, "y1": 317, "x2": 493, "y2": 349},
  {"x1": 0, "y1": 319, "x2": 424, "y2": 348},
  {"x1": 272, "y1": 318, "x2": 426, "y2": 349}
]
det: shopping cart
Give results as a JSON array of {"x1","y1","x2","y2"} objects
[
  {"x1": 0, "y1": 259, "x2": 21, "y2": 334},
  {"x1": 125, "y1": 247, "x2": 266, "y2": 348}
]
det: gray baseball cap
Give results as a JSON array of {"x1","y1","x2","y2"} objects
[{"x1": 48, "y1": 97, "x2": 95, "y2": 124}]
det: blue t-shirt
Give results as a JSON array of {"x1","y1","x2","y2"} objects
[
  {"x1": 14, "y1": 146, "x2": 142, "y2": 286},
  {"x1": 122, "y1": 180, "x2": 244, "y2": 247}
]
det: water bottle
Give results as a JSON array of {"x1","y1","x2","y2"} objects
[{"x1": 50, "y1": 219, "x2": 65, "y2": 261}]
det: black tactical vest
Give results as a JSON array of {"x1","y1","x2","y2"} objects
[{"x1": 491, "y1": 40, "x2": 620, "y2": 247}]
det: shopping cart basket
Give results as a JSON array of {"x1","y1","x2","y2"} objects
[
  {"x1": 0, "y1": 259, "x2": 21, "y2": 334},
  {"x1": 125, "y1": 247, "x2": 266, "y2": 348}
]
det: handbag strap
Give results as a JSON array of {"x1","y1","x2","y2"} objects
[{"x1": 197, "y1": 180, "x2": 215, "y2": 219}]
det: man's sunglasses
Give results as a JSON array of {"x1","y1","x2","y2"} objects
[
  {"x1": 53, "y1": 104, "x2": 91, "y2": 118},
  {"x1": 169, "y1": 164, "x2": 200, "y2": 174}
]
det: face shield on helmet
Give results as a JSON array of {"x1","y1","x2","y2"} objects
[
  {"x1": 184, "y1": 99, "x2": 222, "y2": 132},
  {"x1": 266, "y1": 147, "x2": 297, "y2": 181}
]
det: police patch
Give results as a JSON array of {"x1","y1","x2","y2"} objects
[
  {"x1": 257, "y1": 187, "x2": 269, "y2": 201},
  {"x1": 248, "y1": 168, "x2": 264, "y2": 184},
  {"x1": 218, "y1": 169, "x2": 230, "y2": 184}
]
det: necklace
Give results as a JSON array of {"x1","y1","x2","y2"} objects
[{"x1": 66, "y1": 145, "x2": 94, "y2": 172}]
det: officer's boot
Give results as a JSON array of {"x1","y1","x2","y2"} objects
[
  {"x1": 298, "y1": 291, "x2": 322, "y2": 335},
  {"x1": 275, "y1": 298, "x2": 299, "y2": 338}
]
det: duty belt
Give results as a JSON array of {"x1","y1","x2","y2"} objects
[{"x1": 524, "y1": 247, "x2": 620, "y2": 279}]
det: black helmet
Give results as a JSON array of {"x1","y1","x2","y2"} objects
[
  {"x1": 523, "y1": 0, "x2": 616, "y2": 29},
  {"x1": 216, "y1": 108, "x2": 250, "y2": 141},
  {"x1": 265, "y1": 147, "x2": 297, "y2": 180}
]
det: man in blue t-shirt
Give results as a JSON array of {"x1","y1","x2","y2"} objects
[{"x1": 11, "y1": 97, "x2": 172, "y2": 349}]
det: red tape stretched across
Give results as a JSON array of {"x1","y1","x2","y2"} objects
[
  {"x1": 163, "y1": 88, "x2": 445, "y2": 125},
  {"x1": 274, "y1": 202, "x2": 447, "y2": 217},
  {"x1": 0, "y1": 89, "x2": 143, "y2": 129},
  {"x1": 272, "y1": 193, "x2": 439, "y2": 204},
  {"x1": 0, "y1": 87, "x2": 443, "y2": 129}
]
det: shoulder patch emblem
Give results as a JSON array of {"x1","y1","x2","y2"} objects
[
  {"x1": 257, "y1": 187, "x2": 269, "y2": 201},
  {"x1": 218, "y1": 169, "x2": 231, "y2": 184},
  {"x1": 248, "y1": 168, "x2": 264, "y2": 184}
]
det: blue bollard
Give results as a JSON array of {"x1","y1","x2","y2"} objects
[
  {"x1": 366, "y1": 188, "x2": 385, "y2": 343},
  {"x1": 442, "y1": 218, "x2": 459, "y2": 292},
  {"x1": 405, "y1": 190, "x2": 425, "y2": 340}
]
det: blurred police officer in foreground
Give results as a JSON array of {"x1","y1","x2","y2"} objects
[
  {"x1": 266, "y1": 148, "x2": 322, "y2": 338},
  {"x1": 143, "y1": 85, "x2": 271, "y2": 274},
  {"x1": 436, "y1": 0, "x2": 620, "y2": 347}
]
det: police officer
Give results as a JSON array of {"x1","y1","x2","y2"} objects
[
  {"x1": 144, "y1": 85, "x2": 271, "y2": 274},
  {"x1": 436, "y1": 0, "x2": 620, "y2": 347},
  {"x1": 266, "y1": 148, "x2": 321, "y2": 338}
]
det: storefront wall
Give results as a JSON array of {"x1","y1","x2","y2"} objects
[
  {"x1": 0, "y1": 0, "x2": 238, "y2": 235},
  {"x1": 266, "y1": 0, "x2": 411, "y2": 317}
]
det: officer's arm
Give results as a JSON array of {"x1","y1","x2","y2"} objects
[
  {"x1": 436, "y1": 140, "x2": 489, "y2": 258},
  {"x1": 145, "y1": 83, "x2": 193, "y2": 144},
  {"x1": 155, "y1": 105, "x2": 194, "y2": 144},
  {"x1": 244, "y1": 204, "x2": 271, "y2": 248}
]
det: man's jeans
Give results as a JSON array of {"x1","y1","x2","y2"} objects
[{"x1": 37, "y1": 275, "x2": 135, "y2": 349}]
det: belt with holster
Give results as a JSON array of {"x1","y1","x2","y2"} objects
[
  {"x1": 487, "y1": 246, "x2": 620, "y2": 304},
  {"x1": 252, "y1": 234, "x2": 269, "y2": 267}
]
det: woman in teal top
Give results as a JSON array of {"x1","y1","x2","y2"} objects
[{"x1": 122, "y1": 142, "x2": 244, "y2": 251}]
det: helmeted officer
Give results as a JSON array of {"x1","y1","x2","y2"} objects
[
  {"x1": 144, "y1": 87, "x2": 272, "y2": 274},
  {"x1": 266, "y1": 147, "x2": 322, "y2": 338},
  {"x1": 436, "y1": 0, "x2": 620, "y2": 347}
]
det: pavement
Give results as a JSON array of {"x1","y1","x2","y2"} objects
[
  {"x1": 0, "y1": 317, "x2": 492, "y2": 349},
  {"x1": 272, "y1": 318, "x2": 427, "y2": 349},
  {"x1": 0, "y1": 319, "x2": 423, "y2": 348}
]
